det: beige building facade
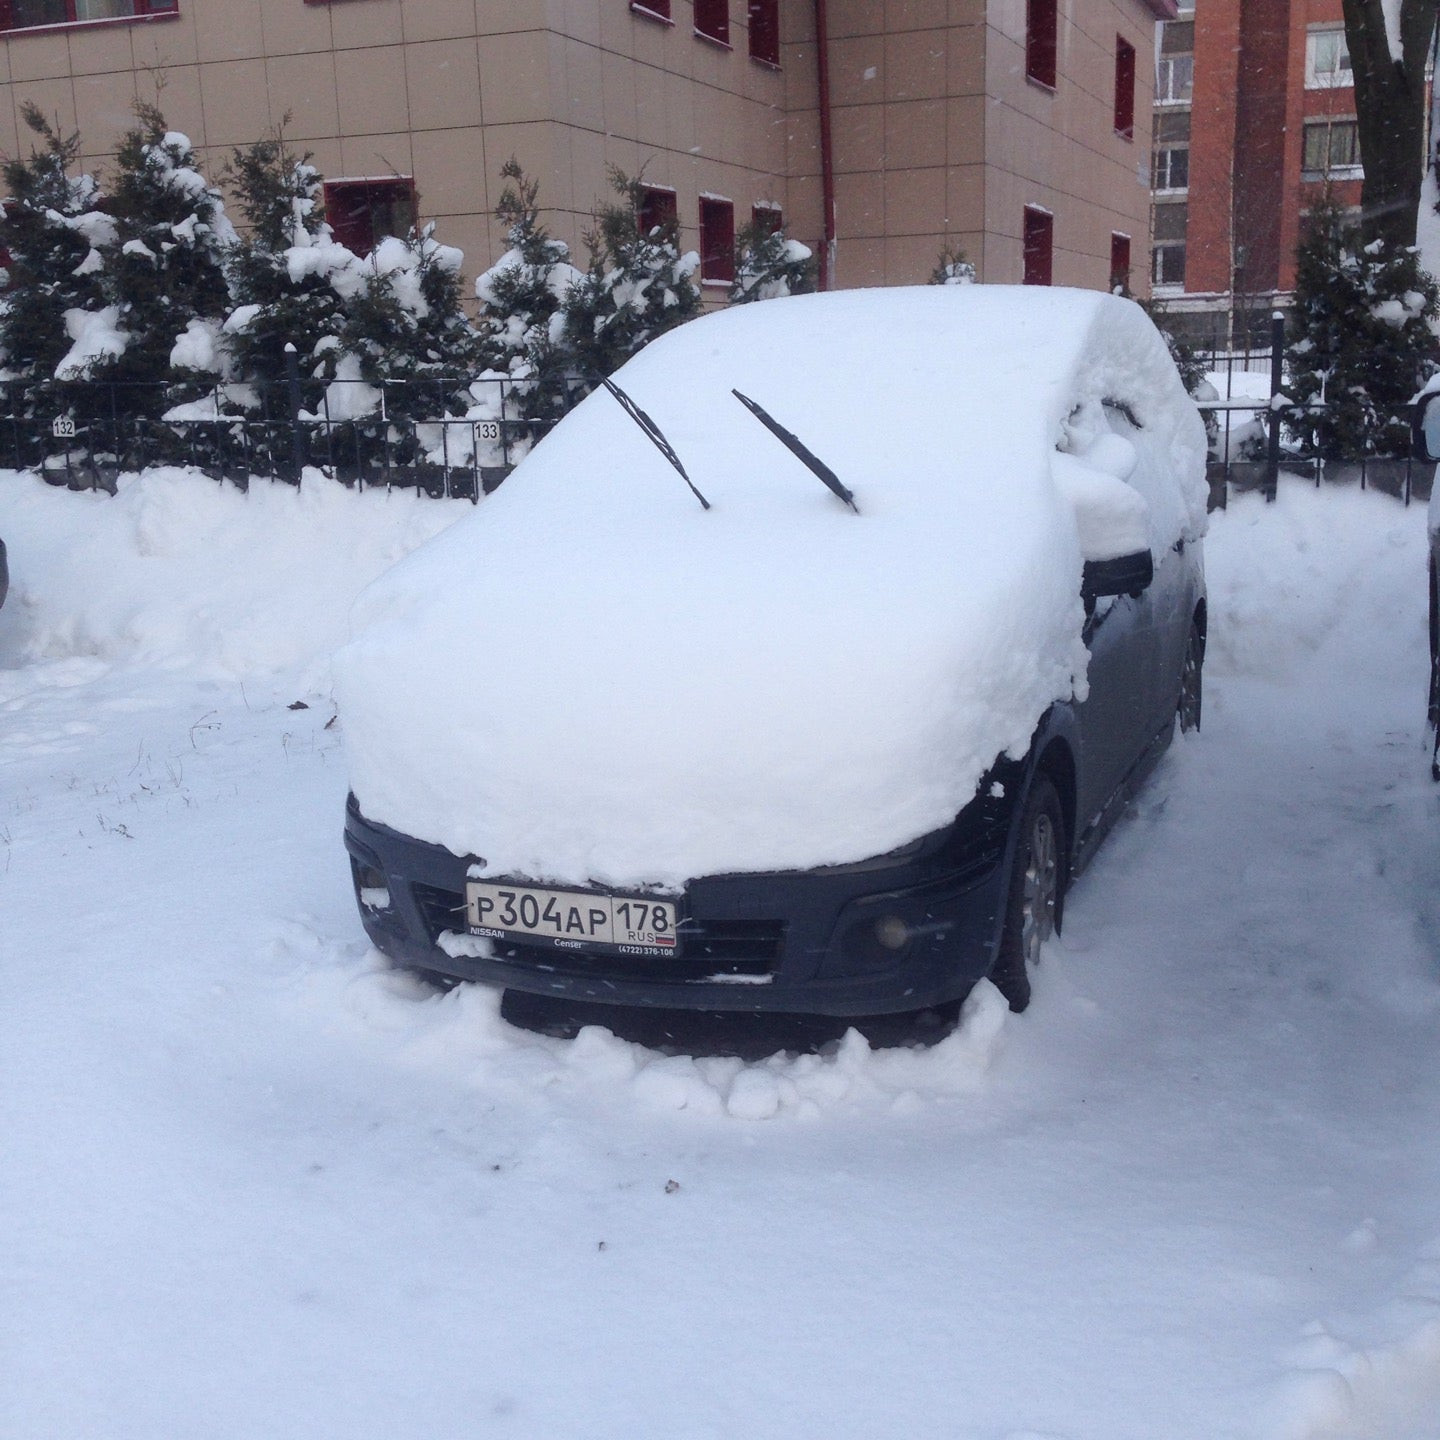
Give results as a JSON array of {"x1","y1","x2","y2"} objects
[{"x1": 0, "y1": 0, "x2": 1172, "y2": 295}]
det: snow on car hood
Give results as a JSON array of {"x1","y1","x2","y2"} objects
[{"x1": 335, "y1": 287, "x2": 1206, "y2": 890}]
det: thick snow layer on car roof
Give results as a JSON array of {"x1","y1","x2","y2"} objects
[{"x1": 336, "y1": 287, "x2": 1206, "y2": 889}]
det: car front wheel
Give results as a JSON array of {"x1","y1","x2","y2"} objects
[{"x1": 990, "y1": 774, "x2": 1065, "y2": 1013}]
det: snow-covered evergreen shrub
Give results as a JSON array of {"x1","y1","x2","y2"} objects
[
  {"x1": 221, "y1": 128, "x2": 346, "y2": 403},
  {"x1": 473, "y1": 158, "x2": 584, "y2": 438},
  {"x1": 290, "y1": 226, "x2": 481, "y2": 480},
  {"x1": 1287, "y1": 195, "x2": 1439, "y2": 459},
  {"x1": 0, "y1": 104, "x2": 113, "y2": 397},
  {"x1": 87, "y1": 104, "x2": 236, "y2": 398},
  {"x1": 729, "y1": 220, "x2": 815, "y2": 302},
  {"x1": 929, "y1": 244, "x2": 976, "y2": 286},
  {"x1": 562, "y1": 166, "x2": 700, "y2": 380}
]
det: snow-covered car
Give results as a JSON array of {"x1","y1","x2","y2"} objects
[{"x1": 336, "y1": 287, "x2": 1208, "y2": 1019}]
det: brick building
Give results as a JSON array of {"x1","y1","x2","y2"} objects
[
  {"x1": 0, "y1": 0, "x2": 1172, "y2": 296},
  {"x1": 1150, "y1": 0, "x2": 1363, "y2": 346}
]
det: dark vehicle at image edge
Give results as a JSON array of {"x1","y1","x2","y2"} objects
[
  {"x1": 1412, "y1": 390, "x2": 1440, "y2": 780},
  {"x1": 342, "y1": 289, "x2": 1208, "y2": 1023},
  {"x1": 0, "y1": 537, "x2": 8, "y2": 612}
]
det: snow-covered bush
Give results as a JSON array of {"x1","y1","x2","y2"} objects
[
  {"x1": 221, "y1": 128, "x2": 346, "y2": 402},
  {"x1": 326, "y1": 225, "x2": 483, "y2": 472},
  {"x1": 562, "y1": 166, "x2": 700, "y2": 381},
  {"x1": 929, "y1": 244, "x2": 976, "y2": 286},
  {"x1": 1286, "y1": 194, "x2": 1439, "y2": 459},
  {"x1": 729, "y1": 219, "x2": 815, "y2": 302},
  {"x1": 473, "y1": 158, "x2": 584, "y2": 435},
  {"x1": 0, "y1": 104, "x2": 113, "y2": 395},
  {"x1": 87, "y1": 104, "x2": 236, "y2": 396}
]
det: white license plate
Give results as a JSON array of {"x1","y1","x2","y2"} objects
[{"x1": 465, "y1": 881, "x2": 679, "y2": 953}]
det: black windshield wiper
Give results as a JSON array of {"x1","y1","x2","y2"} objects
[
  {"x1": 601, "y1": 377, "x2": 710, "y2": 511},
  {"x1": 730, "y1": 388, "x2": 859, "y2": 514}
]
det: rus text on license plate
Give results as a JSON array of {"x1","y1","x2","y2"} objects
[{"x1": 465, "y1": 881, "x2": 679, "y2": 954}]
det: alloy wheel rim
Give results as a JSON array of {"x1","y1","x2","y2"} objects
[
  {"x1": 1021, "y1": 812, "x2": 1058, "y2": 967},
  {"x1": 1180, "y1": 636, "x2": 1201, "y2": 729}
]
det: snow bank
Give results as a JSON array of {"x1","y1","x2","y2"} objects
[
  {"x1": 1205, "y1": 480, "x2": 1425, "y2": 682},
  {"x1": 336, "y1": 287, "x2": 1206, "y2": 889},
  {"x1": 1266, "y1": 1237, "x2": 1440, "y2": 1440},
  {"x1": 0, "y1": 468, "x2": 465, "y2": 682},
  {"x1": 295, "y1": 938, "x2": 1012, "y2": 1120}
]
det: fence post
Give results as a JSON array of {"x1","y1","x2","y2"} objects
[
  {"x1": 1264, "y1": 309, "x2": 1284, "y2": 503},
  {"x1": 285, "y1": 343, "x2": 303, "y2": 483}
]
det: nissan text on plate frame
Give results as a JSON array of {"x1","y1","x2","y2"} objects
[{"x1": 337, "y1": 287, "x2": 1209, "y2": 1020}]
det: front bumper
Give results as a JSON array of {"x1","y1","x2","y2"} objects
[{"x1": 343, "y1": 782, "x2": 1017, "y2": 1018}]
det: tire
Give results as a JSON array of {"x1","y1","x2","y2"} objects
[
  {"x1": 990, "y1": 774, "x2": 1065, "y2": 1014},
  {"x1": 1178, "y1": 619, "x2": 1204, "y2": 734}
]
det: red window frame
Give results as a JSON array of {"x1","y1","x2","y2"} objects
[
  {"x1": 637, "y1": 186, "x2": 679, "y2": 245},
  {"x1": 1109, "y1": 232, "x2": 1131, "y2": 292},
  {"x1": 1114, "y1": 36, "x2": 1136, "y2": 139},
  {"x1": 699, "y1": 196, "x2": 735, "y2": 284},
  {"x1": 0, "y1": 0, "x2": 175, "y2": 31},
  {"x1": 1023, "y1": 206, "x2": 1053, "y2": 286},
  {"x1": 694, "y1": 0, "x2": 728, "y2": 45},
  {"x1": 1026, "y1": 0, "x2": 1057, "y2": 89},
  {"x1": 324, "y1": 177, "x2": 417, "y2": 257},
  {"x1": 748, "y1": 0, "x2": 779, "y2": 66},
  {"x1": 629, "y1": 0, "x2": 672, "y2": 22}
]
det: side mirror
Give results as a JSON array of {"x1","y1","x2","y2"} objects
[
  {"x1": 1414, "y1": 391, "x2": 1440, "y2": 463},
  {"x1": 1082, "y1": 549, "x2": 1154, "y2": 603}
]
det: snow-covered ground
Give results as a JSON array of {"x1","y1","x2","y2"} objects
[{"x1": 2, "y1": 469, "x2": 1438, "y2": 1440}]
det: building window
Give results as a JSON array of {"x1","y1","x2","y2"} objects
[
  {"x1": 1152, "y1": 109, "x2": 1190, "y2": 191},
  {"x1": 1302, "y1": 118, "x2": 1361, "y2": 177},
  {"x1": 1152, "y1": 201, "x2": 1187, "y2": 287},
  {"x1": 1306, "y1": 28, "x2": 1352, "y2": 89},
  {"x1": 638, "y1": 185, "x2": 678, "y2": 241},
  {"x1": 1110, "y1": 233, "x2": 1131, "y2": 292},
  {"x1": 1156, "y1": 18, "x2": 1193, "y2": 104},
  {"x1": 751, "y1": 202, "x2": 782, "y2": 235},
  {"x1": 325, "y1": 177, "x2": 417, "y2": 256},
  {"x1": 699, "y1": 196, "x2": 735, "y2": 284},
  {"x1": 630, "y1": 0, "x2": 672, "y2": 22},
  {"x1": 1022, "y1": 206, "x2": 1053, "y2": 286},
  {"x1": 1152, "y1": 242, "x2": 1186, "y2": 286},
  {"x1": 1156, "y1": 54, "x2": 1193, "y2": 103},
  {"x1": 748, "y1": 0, "x2": 779, "y2": 66},
  {"x1": 1114, "y1": 36, "x2": 1136, "y2": 138},
  {"x1": 1026, "y1": 0, "x2": 1057, "y2": 90},
  {"x1": 1153, "y1": 146, "x2": 1190, "y2": 190},
  {"x1": 694, "y1": 0, "x2": 728, "y2": 44},
  {"x1": 0, "y1": 0, "x2": 175, "y2": 29}
]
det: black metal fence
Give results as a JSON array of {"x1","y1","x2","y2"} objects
[
  {"x1": 3, "y1": 343, "x2": 1434, "y2": 510},
  {"x1": 0, "y1": 372, "x2": 558, "y2": 501},
  {"x1": 1189, "y1": 313, "x2": 1432, "y2": 510}
]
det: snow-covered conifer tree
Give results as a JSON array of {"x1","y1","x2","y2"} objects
[
  {"x1": 729, "y1": 218, "x2": 816, "y2": 303},
  {"x1": 563, "y1": 166, "x2": 700, "y2": 380},
  {"x1": 928, "y1": 243, "x2": 976, "y2": 287},
  {"x1": 83, "y1": 104, "x2": 235, "y2": 399},
  {"x1": 1287, "y1": 193, "x2": 1439, "y2": 458},
  {"x1": 0, "y1": 105, "x2": 114, "y2": 392},
  {"x1": 473, "y1": 158, "x2": 583, "y2": 427},
  {"x1": 221, "y1": 127, "x2": 346, "y2": 401}
]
